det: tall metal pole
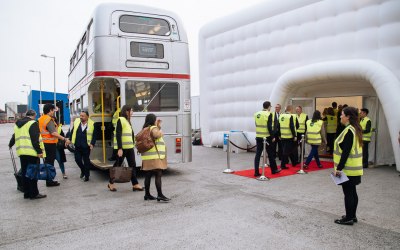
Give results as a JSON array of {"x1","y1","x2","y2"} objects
[
  {"x1": 39, "y1": 71, "x2": 42, "y2": 106},
  {"x1": 257, "y1": 137, "x2": 269, "y2": 181},
  {"x1": 297, "y1": 134, "x2": 307, "y2": 174},
  {"x1": 223, "y1": 134, "x2": 235, "y2": 174}
]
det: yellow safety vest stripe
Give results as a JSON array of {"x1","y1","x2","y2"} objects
[
  {"x1": 71, "y1": 118, "x2": 95, "y2": 145},
  {"x1": 114, "y1": 117, "x2": 134, "y2": 149},
  {"x1": 306, "y1": 120, "x2": 323, "y2": 145},
  {"x1": 254, "y1": 110, "x2": 270, "y2": 138},
  {"x1": 360, "y1": 117, "x2": 372, "y2": 142},
  {"x1": 326, "y1": 115, "x2": 337, "y2": 133},
  {"x1": 279, "y1": 113, "x2": 295, "y2": 139},
  {"x1": 141, "y1": 126, "x2": 166, "y2": 160},
  {"x1": 333, "y1": 125, "x2": 363, "y2": 176},
  {"x1": 297, "y1": 113, "x2": 307, "y2": 133},
  {"x1": 14, "y1": 120, "x2": 46, "y2": 157}
]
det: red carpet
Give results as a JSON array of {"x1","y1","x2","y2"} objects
[{"x1": 233, "y1": 161, "x2": 333, "y2": 179}]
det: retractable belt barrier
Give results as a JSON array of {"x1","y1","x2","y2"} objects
[{"x1": 297, "y1": 134, "x2": 307, "y2": 175}]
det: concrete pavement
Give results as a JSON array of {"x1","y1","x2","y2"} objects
[{"x1": 0, "y1": 123, "x2": 399, "y2": 249}]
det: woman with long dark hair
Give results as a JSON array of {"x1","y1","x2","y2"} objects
[
  {"x1": 107, "y1": 105, "x2": 143, "y2": 192},
  {"x1": 303, "y1": 110, "x2": 327, "y2": 168},
  {"x1": 140, "y1": 113, "x2": 170, "y2": 202},
  {"x1": 333, "y1": 107, "x2": 363, "y2": 225}
]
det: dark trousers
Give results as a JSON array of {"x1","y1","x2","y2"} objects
[
  {"x1": 342, "y1": 182, "x2": 359, "y2": 219},
  {"x1": 305, "y1": 145, "x2": 321, "y2": 166},
  {"x1": 254, "y1": 137, "x2": 278, "y2": 174},
  {"x1": 20, "y1": 155, "x2": 39, "y2": 198},
  {"x1": 44, "y1": 143, "x2": 57, "y2": 184},
  {"x1": 327, "y1": 133, "x2": 335, "y2": 153},
  {"x1": 275, "y1": 138, "x2": 282, "y2": 160},
  {"x1": 75, "y1": 147, "x2": 91, "y2": 178},
  {"x1": 281, "y1": 139, "x2": 297, "y2": 167},
  {"x1": 110, "y1": 148, "x2": 139, "y2": 185},
  {"x1": 362, "y1": 141, "x2": 370, "y2": 168}
]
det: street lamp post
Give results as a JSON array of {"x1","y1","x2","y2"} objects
[
  {"x1": 41, "y1": 54, "x2": 56, "y2": 111},
  {"x1": 29, "y1": 70, "x2": 42, "y2": 107},
  {"x1": 22, "y1": 84, "x2": 31, "y2": 109}
]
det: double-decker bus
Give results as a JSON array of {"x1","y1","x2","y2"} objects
[{"x1": 68, "y1": 3, "x2": 192, "y2": 169}]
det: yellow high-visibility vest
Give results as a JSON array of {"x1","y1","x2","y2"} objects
[
  {"x1": 254, "y1": 110, "x2": 271, "y2": 138},
  {"x1": 360, "y1": 117, "x2": 372, "y2": 142},
  {"x1": 333, "y1": 125, "x2": 363, "y2": 176},
  {"x1": 113, "y1": 117, "x2": 134, "y2": 149},
  {"x1": 306, "y1": 120, "x2": 323, "y2": 145},
  {"x1": 112, "y1": 108, "x2": 120, "y2": 128},
  {"x1": 141, "y1": 126, "x2": 166, "y2": 160},
  {"x1": 14, "y1": 120, "x2": 46, "y2": 157},
  {"x1": 57, "y1": 124, "x2": 62, "y2": 135},
  {"x1": 71, "y1": 118, "x2": 95, "y2": 146},
  {"x1": 279, "y1": 113, "x2": 296, "y2": 139},
  {"x1": 297, "y1": 113, "x2": 307, "y2": 133},
  {"x1": 326, "y1": 115, "x2": 337, "y2": 133}
]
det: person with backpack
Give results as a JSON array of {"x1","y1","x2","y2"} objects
[
  {"x1": 139, "y1": 114, "x2": 170, "y2": 202},
  {"x1": 107, "y1": 105, "x2": 143, "y2": 192}
]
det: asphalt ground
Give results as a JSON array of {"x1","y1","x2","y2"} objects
[{"x1": 0, "y1": 123, "x2": 399, "y2": 249}]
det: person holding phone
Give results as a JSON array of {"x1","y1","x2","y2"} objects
[
  {"x1": 140, "y1": 114, "x2": 170, "y2": 202},
  {"x1": 333, "y1": 107, "x2": 363, "y2": 225}
]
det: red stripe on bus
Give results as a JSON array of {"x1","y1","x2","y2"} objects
[{"x1": 94, "y1": 71, "x2": 190, "y2": 79}]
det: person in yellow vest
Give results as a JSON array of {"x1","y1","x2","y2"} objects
[
  {"x1": 295, "y1": 106, "x2": 308, "y2": 161},
  {"x1": 39, "y1": 104, "x2": 70, "y2": 187},
  {"x1": 332, "y1": 102, "x2": 338, "y2": 116},
  {"x1": 8, "y1": 110, "x2": 47, "y2": 199},
  {"x1": 66, "y1": 111, "x2": 96, "y2": 182},
  {"x1": 278, "y1": 105, "x2": 299, "y2": 169},
  {"x1": 360, "y1": 108, "x2": 372, "y2": 169},
  {"x1": 54, "y1": 117, "x2": 67, "y2": 179},
  {"x1": 141, "y1": 113, "x2": 170, "y2": 201},
  {"x1": 323, "y1": 107, "x2": 337, "y2": 154},
  {"x1": 253, "y1": 101, "x2": 280, "y2": 176},
  {"x1": 107, "y1": 105, "x2": 143, "y2": 192},
  {"x1": 108, "y1": 107, "x2": 121, "y2": 161},
  {"x1": 303, "y1": 110, "x2": 327, "y2": 168},
  {"x1": 333, "y1": 107, "x2": 363, "y2": 225}
]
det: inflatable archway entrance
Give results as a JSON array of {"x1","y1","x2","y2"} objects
[{"x1": 270, "y1": 60, "x2": 400, "y2": 171}]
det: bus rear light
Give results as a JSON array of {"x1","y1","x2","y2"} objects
[{"x1": 175, "y1": 138, "x2": 182, "y2": 153}]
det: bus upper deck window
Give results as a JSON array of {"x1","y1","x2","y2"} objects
[{"x1": 119, "y1": 15, "x2": 170, "y2": 36}]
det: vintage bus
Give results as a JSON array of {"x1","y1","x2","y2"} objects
[{"x1": 68, "y1": 3, "x2": 192, "y2": 169}]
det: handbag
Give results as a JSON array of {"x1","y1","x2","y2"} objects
[
  {"x1": 26, "y1": 158, "x2": 57, "y2": 181},
  {"x1": 109, "y1": 160, "x2": 132, "y2": 183},
  {"x1": 135, "y1": 126, "x2": 155, "y2": 154}
]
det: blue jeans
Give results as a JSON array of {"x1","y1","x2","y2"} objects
[
  {"x1": 305, "y1": 145, "x2": 321, "y2": 166},
  {"x1": 55, "y1": 149, "x2": 65, "y2": 174}
]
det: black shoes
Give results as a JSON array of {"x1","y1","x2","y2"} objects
[
  {"x1": 281, "y1": 166, "x2": 289, "y2": 169},
  {"x1": 83, "y1": 177, "x2": 89, "y2": 182},
  {"x1": 157, "y1": 195, "x2": 171, "y2": 202},
  {"x1": 334, "y1": 217, "x2": 354, "y2": 225},
  {"x1": 144, "y1": 195, "x2": 156, "y2": 200},
  {"x1": 254, "y1": 173, "x2": 261, "y2": 177},
  {"x1": 318, "y1": 164, "x2": 323, "y2": 168},
  {"x1": 80, "y1": 173, "x2": 84, "y2": 179},
  {"x1": 342, "y1": 215, "x2": 358, "y2": 223},
  {"x1": 271, "y1": 169, "x2": 281, "y2": 174},
  {"x1": 46, "y1": 181, "x2": 60, "y2": 187},
  {"x1": 30, "y1": 194, "x2": 47, "y2": 200}
]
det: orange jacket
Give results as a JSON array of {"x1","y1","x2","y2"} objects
[{"x1": 38, "y1": 114, "x2": 58, "y2": 144}]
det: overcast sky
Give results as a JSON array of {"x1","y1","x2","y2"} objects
[{"x1": 0, "y1": 0, "x2": 266, "y2": 109}]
